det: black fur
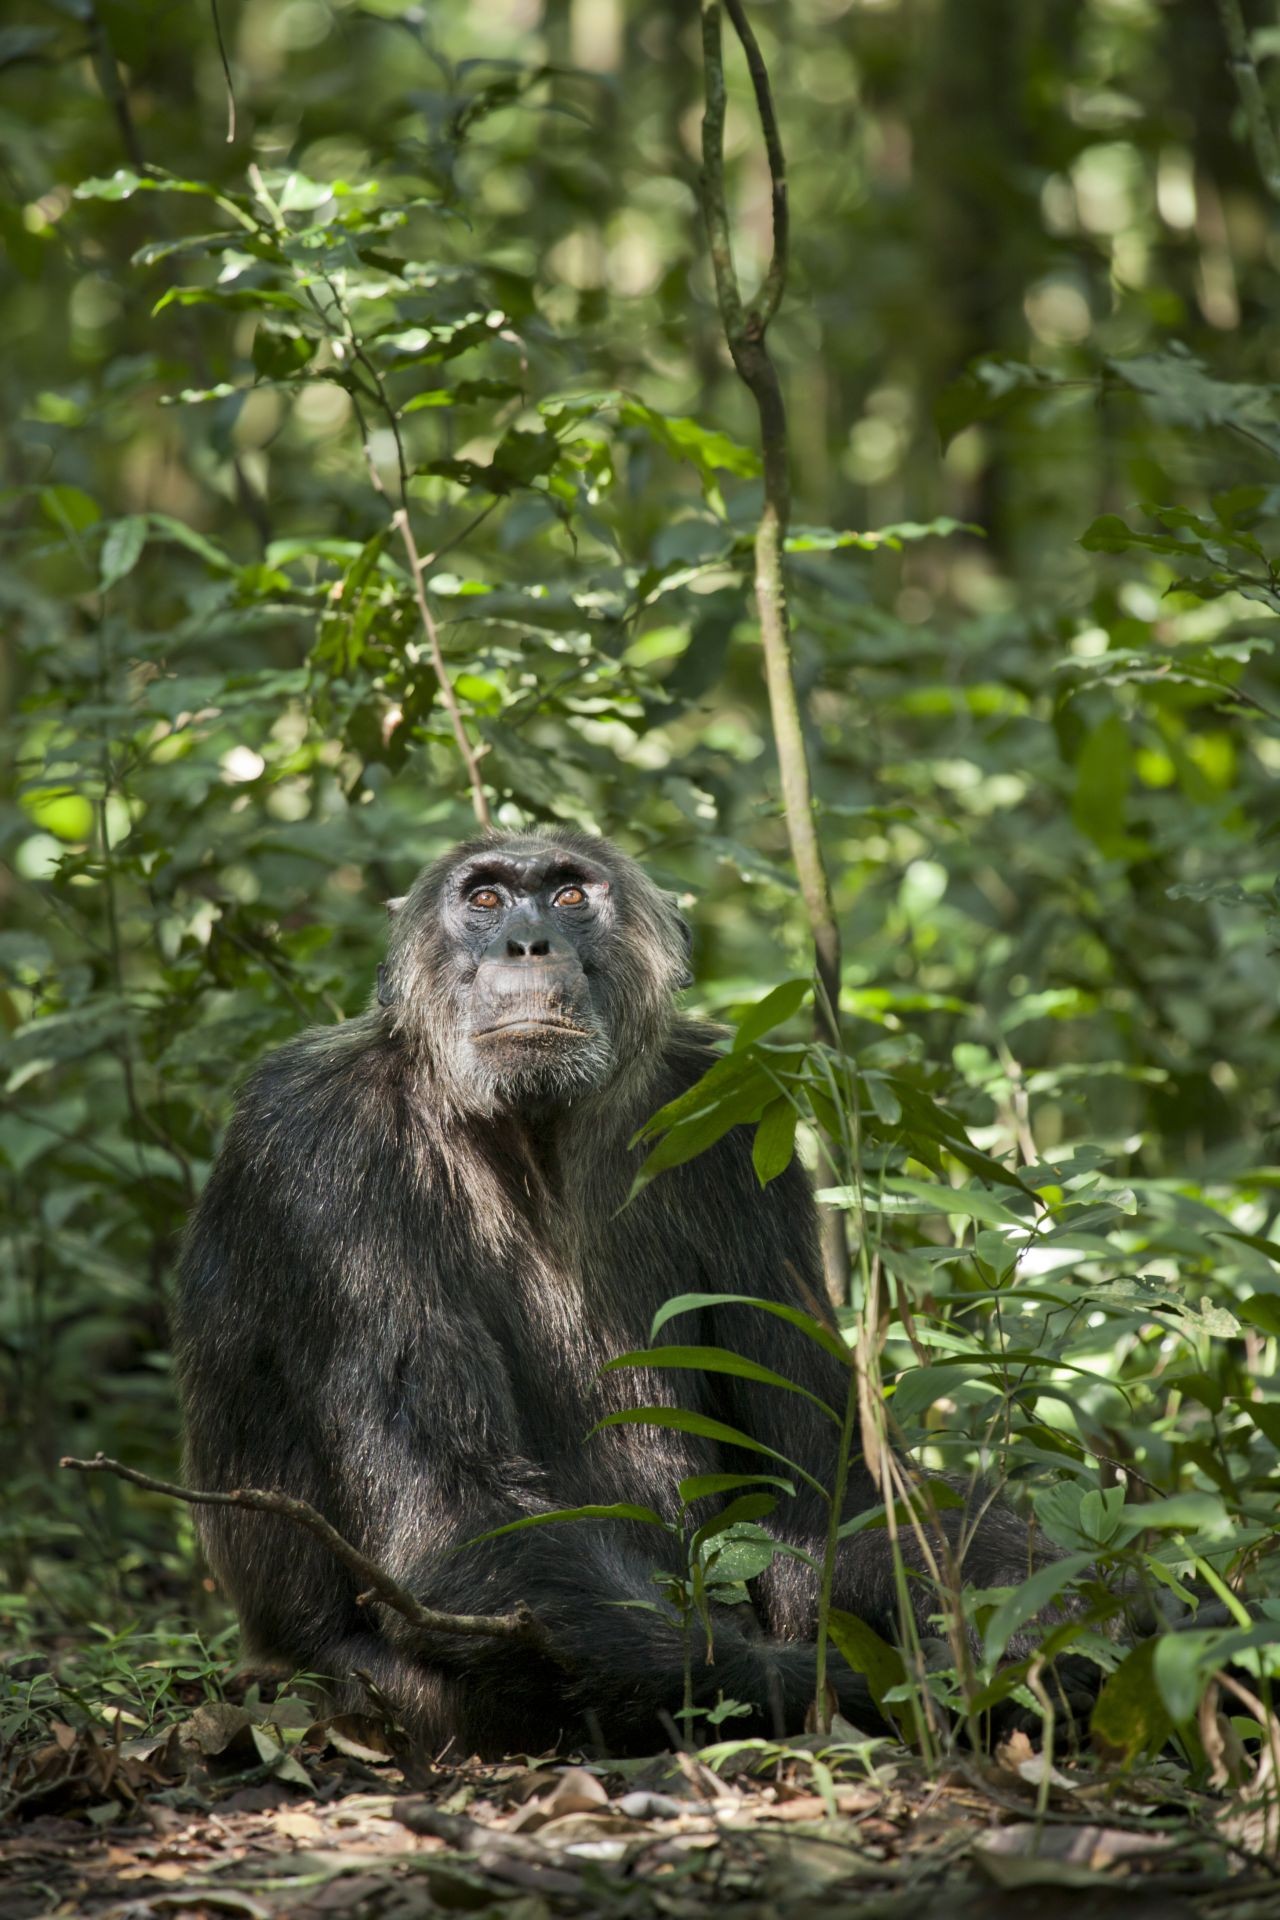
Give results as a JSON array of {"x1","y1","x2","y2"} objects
[{"x1": 174, "y1": 830, "x2": 1040, "y2": 1756}]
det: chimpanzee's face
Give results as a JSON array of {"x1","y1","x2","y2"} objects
[
  {"x1": 441, "y1": 844, "x2": 616, "y2": 1102},
  {"x1": 383, "y1": 830, "x2": 692, "y2": 1115}
]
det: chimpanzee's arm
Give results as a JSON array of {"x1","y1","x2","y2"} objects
[{"x1": 172, "y1": 1034, "x2": 556, "y2": 1737}]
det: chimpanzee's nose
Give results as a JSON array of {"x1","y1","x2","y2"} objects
[
  {"x1": 483, "y1": 907, "x2": 575, "y2": 968},
  {"x1": 506, "y1": 932, "x2": 551, "y2": 958}
]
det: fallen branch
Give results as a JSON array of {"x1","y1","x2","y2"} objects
[{"x1": 61, "y1": 1453, "x2": 547, "y2": 1651}]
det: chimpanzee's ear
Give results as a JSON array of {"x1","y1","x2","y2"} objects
[
  {"x1": 378, "y1": 899, "x2": 407, "y2": 1006},
  {"x1": 668, "y1": 894, "x2": 694, "y2": 990}
]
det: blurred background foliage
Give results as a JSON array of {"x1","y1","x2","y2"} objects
[{"x1": 3, "y1": 0, "x2": 1280, "y2": 1678}]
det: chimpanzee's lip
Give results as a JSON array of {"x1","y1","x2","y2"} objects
[{"x1": 472, "y1": 1017, "x2": 593, "y2": 1039}]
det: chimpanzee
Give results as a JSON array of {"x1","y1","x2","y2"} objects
[{"x1": 174, "y1": 828, "x2": 1052, "y2": 1756}]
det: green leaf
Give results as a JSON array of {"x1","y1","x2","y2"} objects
[
  {"x1": 1239, "y1": 1293, "x2": 1280, "y2": 1340},
  {"x1": 678, "y1": 1472, "x2": 797, "y2": 1504},
  {"x1": 692, "y1": 1493, "x2": 779, "y2": 1556},
  {"x1": 276, "y1": 172, "x2": 335, "y2": 213},
  {"x1": 401, "y1": 378, "x2": 521, "y2": 414},
  {"x1": 863, "y1": 1074, "x2": 902, "y2": 1124},
  {"x1": 131, "y1": 230, "x2": 251, "y2": 268},
  {"x1": 539, "y1": 387, "x2": 623, "y2": 423},
  {"x1": 41, "y1": 484, "x2": 100, "y2": 534},
  {"x1": 603, "y1": 1345, "x2": 839, "y2": 1423},
  {"x1": 153, "y1": 286, "x2": 306, "y2": 317},
  {"x1": 1148, "y1": 1632, "x2": 1217, "y2": 1725},
  {"x1": 981, "y1": 1553, "x2": 1094, "y2": 1663},
  {"x1": 649, "y1": 1291, "x2": 850, "y2": 1366},
  {"x1": 1072, "y1": 713, "x2": 1132, "y2": 854},
  {"x1": 1034, "y1": 1481, "x2": 1103, "y2": 1551},
  {"x1": 147, "y1": 514, "x2": 238, "y2": 574},
  {"x1": 100, "y1": 515, "x2": 147, "y2": 590},
  {"x1": 631, "y1": 1104, "x2": 756, "y2": 1192},
  {"x1": 878, "y1": 1177, "x2": 1027, "y2": 1229},
  {"x1": 590, "y1": 1407, "x2": 829, "y2": 1499},
  {"x1": 1079, "y1": 513, "x2": 1191, "y2": 557},
  {"x1": 72, "y1": 168, "x2": 150, "y2": 200},
  {"x1": 752, "y1": 1098, "x2": 798, "y2": 1187},
  {"x1": 836, "y1": 1484, "x2": 964, "y2": 1538},
  {"x1": 456, "y1": 1502, "x2": 666, "y2": 1552},
  {"x1": 422, "y1": 427, "x2": 561, "y2": 498},
  {"x1": 252, "y1": 329, "x2": 314, "y2": 381},
  {"x1": 1090, "y1": 1638, "x2": 1172, "y2": 1764},
  {"x1": 74, "y1": 168, "x2": 235, "y2": 204},
  {"x1": 1237, "y1": 1398, "x2": 1280, "y2": 1448},
  {"x1": 826, "y1": 1610, "x2": 909, "y2": 1725},
  {"x1": 1153, "y1": 1622, "x2": 1280, "y2": 1723},
  {"x1": 633, "y1": 1050, "x2": 771, "y2": 1142},
  {"x1": 1113, "y1": 1492, "x2": 1235, "y2": 1545},
  {"x1": 1108, "y1": 350, "x2": 1280, "y2": 462},
  {"x1": 619, "y1": 399, "x2": 760, "y2": 478},
  {"x1": 889, "y1": 1360, "x2": 994, "y2": 1424},
  {"x1": 704, "y1": 1523, "x2": 785, "y2": 1584},
  {"x1": 732, "y1": 979, "x2": 811, "y2": 1051},
  {"x1": 882, "y1": 1080, "x2": 1032, "y2": 1190},
  {"x1": 785, "y1": 517, "x2": 980, "y2": 553},
  {"x1": 934, "y1": 357, "x2": 1057, "y2": 446},
  {"x1": 377, "y1": 314, "x2": 501, "y2": 365}
]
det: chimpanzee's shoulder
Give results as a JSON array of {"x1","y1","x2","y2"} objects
[
  {"x1": 240, "y1": 1011, "x2": 388, "y2": 1094},
  {"x1": 659, "y1": 1016, "x2": 729, "y2": 1093},
  {"x1": 221, "y1": 1013, "x2": 399, "y2": 1165}
]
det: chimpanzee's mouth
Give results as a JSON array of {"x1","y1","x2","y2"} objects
[{"x1": 472, "y1": 1017, "x2": 594, "y2": 1039}]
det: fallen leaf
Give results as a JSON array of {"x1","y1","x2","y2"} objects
[
  {"x1": 305, "y1": 1873, "x2": 389, "y2": 1909},
  {"x1": 178, "y1": 1703, "x2": 253, "y2": 1757},
  {"x1": 114, "y1": 1860, "x2": 193, "y2": 1883},
  {"x1": 542, "y1": 1766, "x2": 609, "y2": 1816},
  {"x1": 262, "y1": 1695, "x2": 316, "y2": 1730},
  {"x1": 324, "y1": 1715, "x2": 396, "y2": 1764},
  {"x1": 974, "y1": 1821, "x2": 1178, "y2": 1888},
  {"x1": 615, "y1": 1790, "x2": 687, "y2": 1819},
  {"x1": 531, "y1": 1811, "x2": 646, "y2": 1845},
  {"x1": 273, "y1": 1809, "x2": 328, "y2": 1842},
  {"x1": 139, "y1": 1893, "x2": 271, "y2": 1918},
  {"x1": 764, "y1": 1788, "x2": 879, "y2": 1821},
  {"x1": 500, "y1": 1767, "x2": 562, "y2": 1805}
]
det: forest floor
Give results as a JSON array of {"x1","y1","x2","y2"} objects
[{"x1": 4, "y1": 1667, "x2": 1280, "y2": 1920}]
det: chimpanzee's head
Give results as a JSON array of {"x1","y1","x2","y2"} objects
[{"x1": 378, "y1": 829, "x2": 692, "y2": 1112}]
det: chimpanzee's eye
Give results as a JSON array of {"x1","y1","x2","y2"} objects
[
  {"x1": 469, "y1": 887, "x2": 501, "y2": 910},
  {"x1": 554, "y1": 885, "x2": 586, "y2": 907}
]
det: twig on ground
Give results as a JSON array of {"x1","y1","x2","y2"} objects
[{"x1": 60, "y1": 1453, "x2": 545, "y2": 1649}]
